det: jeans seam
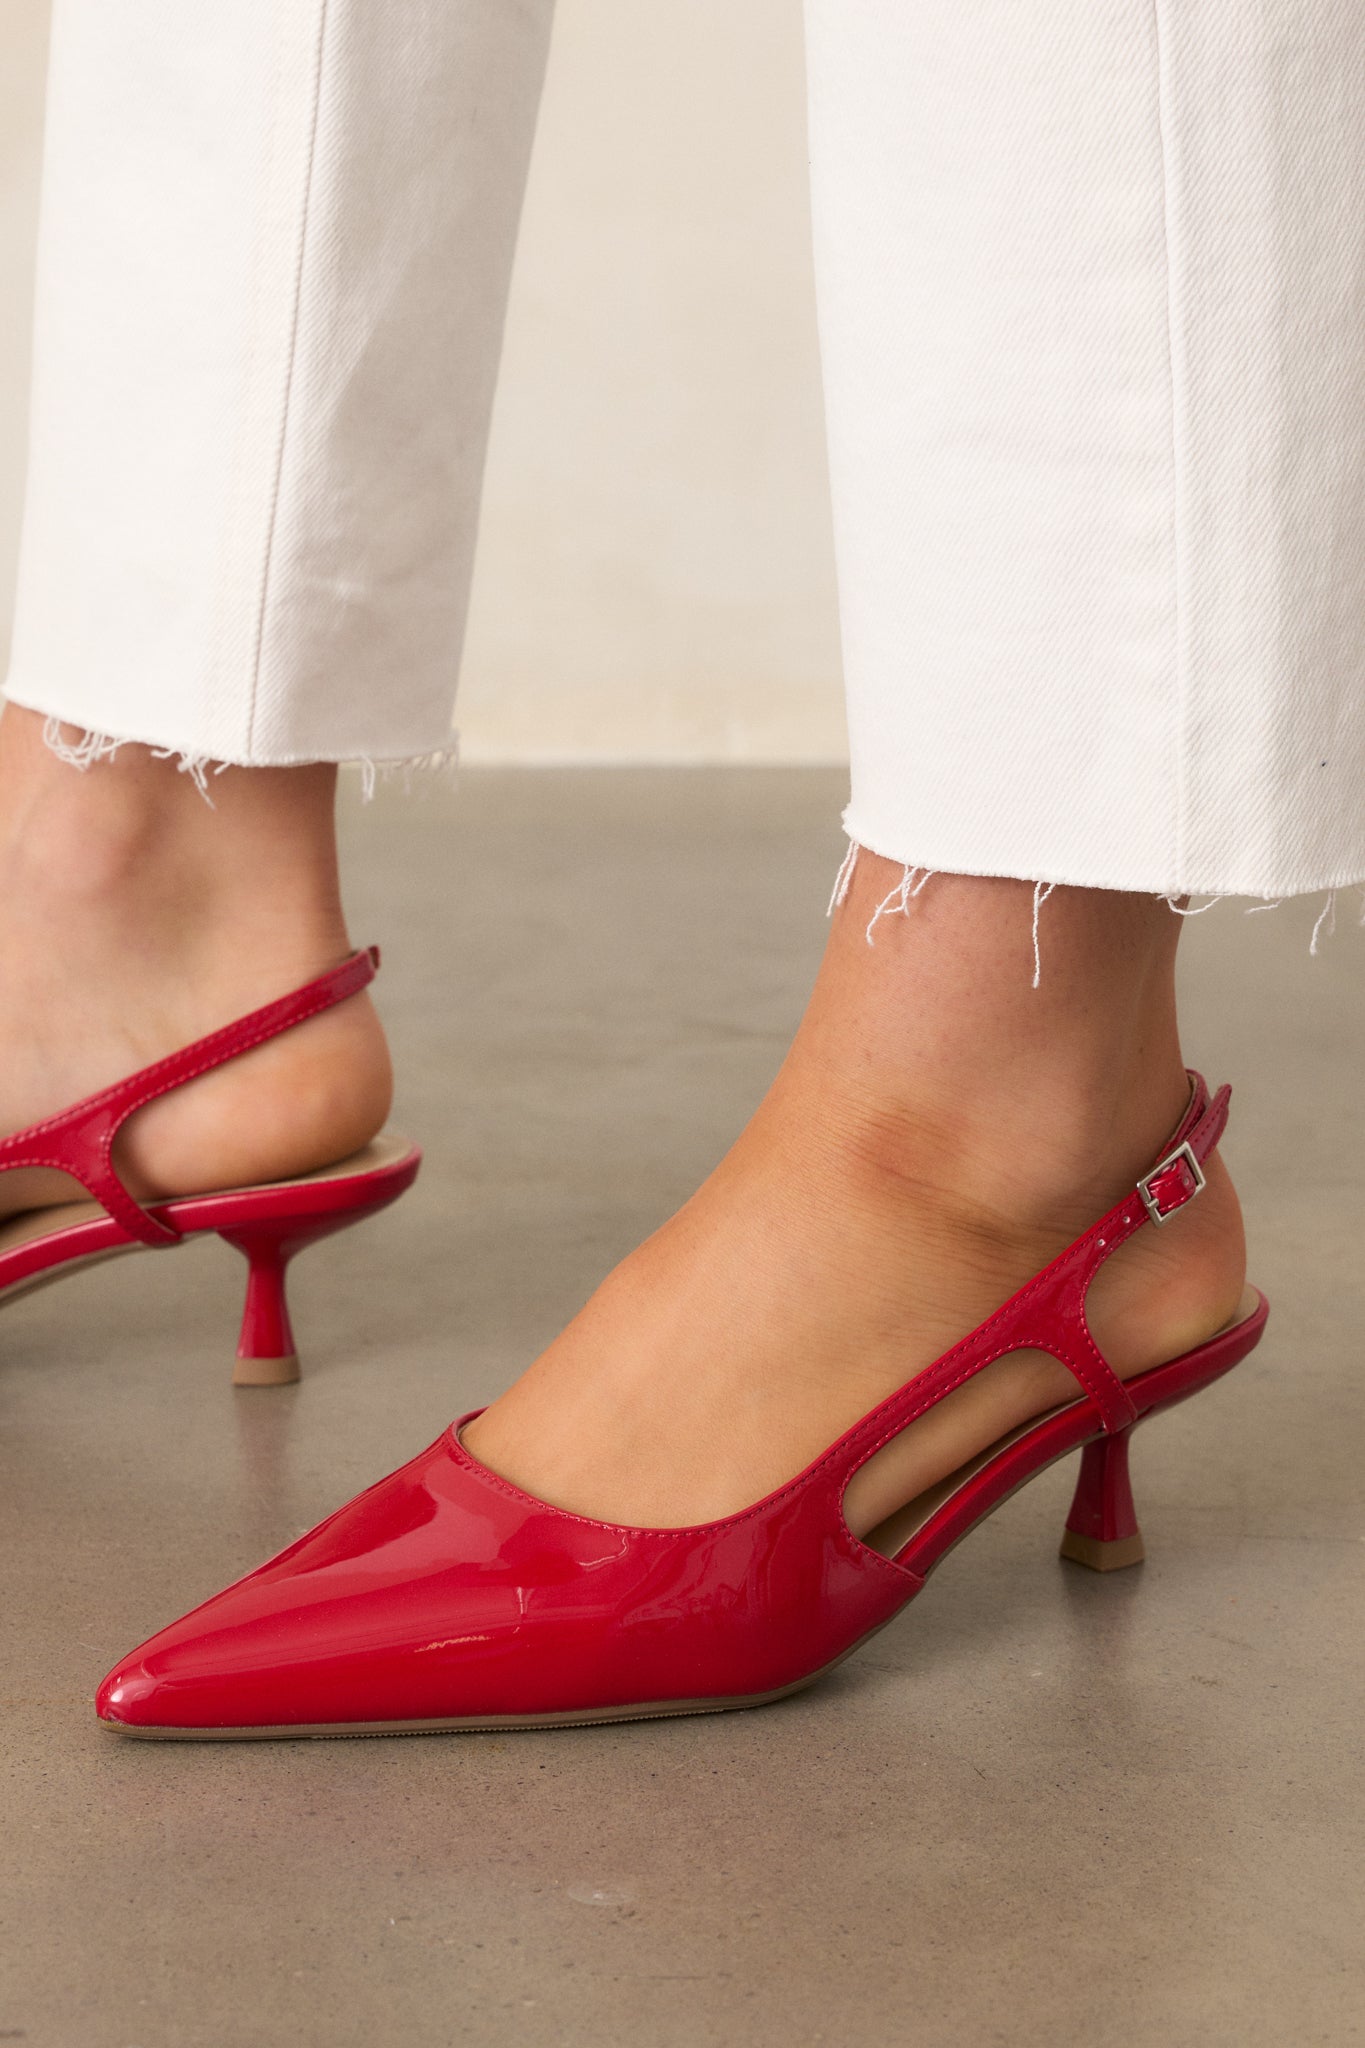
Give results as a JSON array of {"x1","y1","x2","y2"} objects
[
  {"x1": 1149, "y1": 0, "x2": 1187, "y2": 890},
  {"x1": 244, "y1": 0, "x2": 332, "y2": 759}
]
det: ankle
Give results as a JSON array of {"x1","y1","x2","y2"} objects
[
  {"x1": 0, "y1": 707, "x2": 350, "y2": 994},
  {"x1": 802, "y1": 856, "x2": 1197, "y2": 1232},
  {"x1": 773, "y1": 1043, "x2": 1194, "y2": 1267},
  {"x1": 0, "y1": 710, "x2": 160, "y2": 901}
]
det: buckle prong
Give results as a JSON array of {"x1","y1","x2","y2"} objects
[{"x1": 1138, "y1": 1140, "x2": 1206, "y2": 1227}]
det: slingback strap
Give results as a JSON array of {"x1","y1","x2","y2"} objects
[
  {"x1": 0, "y1": 946, "x2": 380, "y2": 1248},
  {"x1": 1111, "y1": 1072, "x2": 1229, "y2": 1237},
  {"x1": 1000, "y1": 1069, "x2": 1231, "y2": 1434},
  {"x1": 848, "y1": 1070, "x2": 1232, "y2": 1458}
]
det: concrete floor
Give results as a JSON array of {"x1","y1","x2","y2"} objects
[{"x1": 1, "y1": 768, "x2": 1362, "y2": 2048}]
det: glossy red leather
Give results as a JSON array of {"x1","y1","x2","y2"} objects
[
  {"x1": 1064, "y1": 1430, "x2": 1141, "y2": 1551},
  {"x1": 0, "y1": 946, "x2": 381, "y2": 1246},
  {"x1": 0, "y1": 1148, "x2": 419, "y2": 1301},
  {"x1": 97, "y1": 1071, "x2": 1267, "y2": 1737},
  {"x1": 0, "y1": 948, "x2": 420, "y2": 1356}
]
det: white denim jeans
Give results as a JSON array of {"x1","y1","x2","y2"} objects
[{"x1": 7, "y1": 1, "x2": 1365, "y2": 899}]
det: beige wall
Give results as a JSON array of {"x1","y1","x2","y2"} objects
[{"x1": 0, "y1": 0, "x2": 846, "y2": 765}]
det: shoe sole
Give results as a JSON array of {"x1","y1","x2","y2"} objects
[
  {"x1": 97, "y1": 1663, "x2": 850, "y2": 1741},
  {"x1": 0, "y1": 1134, "x2": 419, "y2": 1328}
]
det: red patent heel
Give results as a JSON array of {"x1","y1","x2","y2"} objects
[
  {"x1": 225, "y1": 1226, "x2": 300, "y2": 1386},
  {"x1": 221, "y1": 1178, "x2": 409, "y2": 1385},
  {"x1": 1059, "y1": 1429, "x2": 1144, "y2": 1572},
  {"x1": 98, "y1": 1069, "x2": 1266, "y2": 1742},
  {"x1": 0, "y1": 947, "x2": 421, "y2": 1381},
  {"x1": 220, "y1": 1217, "x2": 334, "y2": 1387}
]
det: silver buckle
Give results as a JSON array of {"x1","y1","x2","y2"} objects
[{"x1": 1137, "y1": 1140, "x2": 1206, "y2": 1227}]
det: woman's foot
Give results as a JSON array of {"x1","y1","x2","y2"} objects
[
  {"x1": 465, "y1": 856, "x2": 1246, "y2": 1537},
  {"x1": 0, "y1": 706, "x2": 392, "y2": 1222}
]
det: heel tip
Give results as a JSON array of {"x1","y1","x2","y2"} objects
[
  {"x1": 233, "y1": 1353, "x2": 300, "y2": 1388},
  {"x1": 1059, "y1": 1529, "x2": 1145, "y2": 1573}
]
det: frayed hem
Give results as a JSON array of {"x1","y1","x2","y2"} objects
[
  {"x1": 36, "y1": 715, "x2": 460, "y2": 808},
  {"x1": 42, "y1": 716, "x2": 231, "y2": 802},
  {"x1": 826, "y1": 836, "x2": 1361, "y2": 978},
  {"x1": 356, "y1": 740, "x2": 460, "y2": 802},
  {"x1": 1030, "y1": 881, "x2": 1057, "y2": 989},
  {"x1": 1312, "y1": 888, "x2": 1338, "y2": 954},
  {"x1": 847, "y1": 850, "x2": 1054, "y2": 988},
  {"x1": 1165, "y1": 883, "x2": 1348, "y2": 954},
  {"x1": 40, "y1": 718, "x2": 128, "y2": 774},
  {"x1": 825, "y1": 838, "x2": 860, "y2": 916},
  {"x1": 862, "y1": 863, "x2": 936, "y2": 946}
]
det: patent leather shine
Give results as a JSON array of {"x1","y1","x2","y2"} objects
[
  {"x1": 0, "y1": 947, "x2": 421, "y2": 1378},
  {"x1": 0, "y1": 947, "x2": 384, "y2": 1246},
  {"x1": 99, "y1": 1416, "x2": 923, "y2": 1731},
  {"x1": 97, "y1": 1071, "x2": 1267, "y2": 1737}
]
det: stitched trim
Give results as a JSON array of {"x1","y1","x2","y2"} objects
[
  {"x1": 0, "y1": 1141, "x2": 172, "y2": 1245},
  {"x1": 443, "y1": 1417, "x2": 915, "y2": 1586},
  {"x1": 244, "y1": 0, "x2": 332, "y2": 757}
]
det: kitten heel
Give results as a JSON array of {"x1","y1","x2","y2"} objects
[
  {"x1": 1059, "y1": 1428, "x2": 1145, "y2": 1572},
  {"x1": 220, "y1": 1215, "x2": 348, "y2": 1387}
]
